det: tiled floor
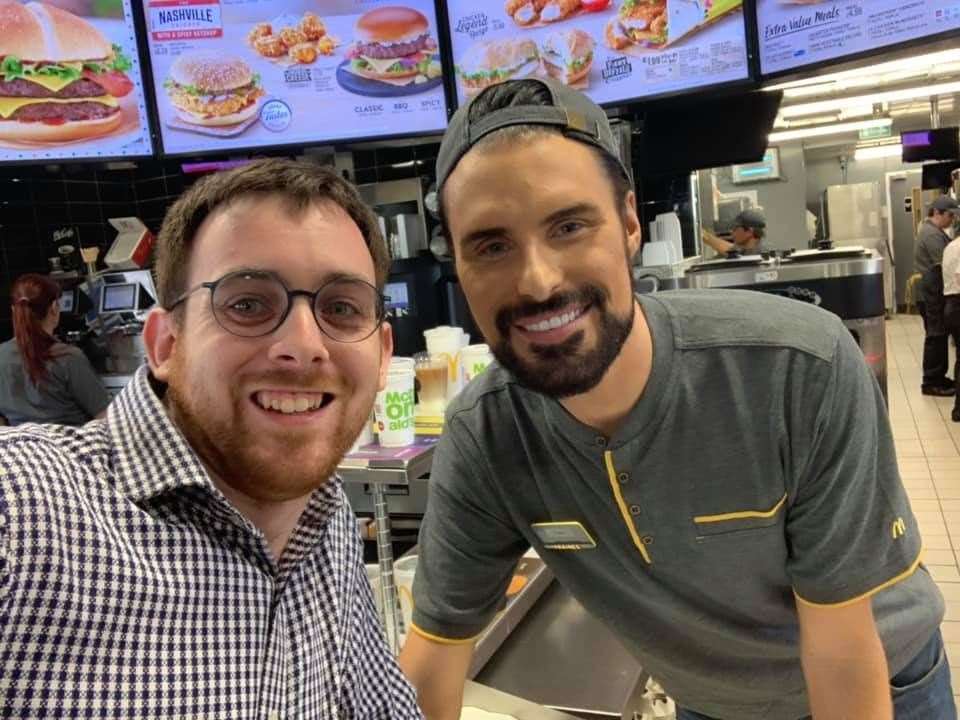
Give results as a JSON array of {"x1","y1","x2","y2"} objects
[{"x1": 887, "y1": 314, "x2": 960, "y2": 704}]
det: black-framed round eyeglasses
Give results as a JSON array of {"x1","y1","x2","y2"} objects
[{"x1": 166, "y1": 270, "x2": 387, "y2": 343}]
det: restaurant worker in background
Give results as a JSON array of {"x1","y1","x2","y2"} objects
[
  {"x1": 399, "y1": 80, "x2": 951, "y2": 720},
  {"x1": 700, "y1": 208, "x2": 766, "y2": 256},
  {"x1": 0, "y1": 160, "x2": 422, "y2": 719},
  {"x1": 943, "y1": 229, "x2": 960, "y2": 422},
  {"x1": 914, "y1": 194, "x2": 959, "y2": 397},
  {"x1": 0, "y1": 273, "x2": 109, "y2": 426}
]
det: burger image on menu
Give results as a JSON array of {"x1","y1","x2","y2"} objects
[
  {"x1": 164, "y1": 53, "x2": 265, "y2": 128},
  {"x1": 456, "y1": 38, "x2": 540, "y2": 95},
  {"x1": 606, "y1": 0, "x2": 668, "y2": 50},
  {"x1": 345, "y1": 6, "x2": 439, "y2": 83},
  {"x1": 541, "y1": 29, "x2": 595, "y2": 86},
  {"x1": 0, "y1": 1, "x2": 134, "y2": 143}
]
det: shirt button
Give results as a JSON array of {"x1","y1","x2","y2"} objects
[
  {"x1": 629, "y1": 504, "x2": 642, "y2": 516},
  {"x1": 595, "y1": 436, "x2": 607, "y2": 448},
  {"x1": 618, "y1": 472, "x2": 630, "y2": 484},
  {"x1": 642, "y1": 535, "x2": 654, "y2": 545},
  {"x1": 268, "y1": 713, "x2": 280, "y2": 720}
]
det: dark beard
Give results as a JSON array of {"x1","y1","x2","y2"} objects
[
  {"x1": 165, "y1": 358, "x2": 360, "y2": 502},
  {"x1": 492, "y1": 284, "x2": 635, "y2": 398}
]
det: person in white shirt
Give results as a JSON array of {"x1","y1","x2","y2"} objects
[{"x1": 943, "y1": 235, "x2": 960, "y2": 422}]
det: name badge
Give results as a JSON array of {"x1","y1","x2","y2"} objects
[{"x1": 531, "y1": 521, "x2": 597, "y2": 551}]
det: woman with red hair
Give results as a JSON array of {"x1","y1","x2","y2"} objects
[{"x1": 0, "y1": 274, "x2": 109, "y2": 426}]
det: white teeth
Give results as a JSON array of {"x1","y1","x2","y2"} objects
[
  {"x1": 523, "y1": 308, "x2": 583, "y2": 333},
  {"x1": 255, "y1": 391, "x2": 327, "y2": 414}
]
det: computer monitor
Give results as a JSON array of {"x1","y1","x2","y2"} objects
[
  {"x1": 902, "y1": 128, "x2": 960, "y2": 163},
  {"x1": 101, "y1": 283, "x2": 138, "y2": 313},
  {"x1": 59, "y1": 289, "x2": 76, "y2": 314}
]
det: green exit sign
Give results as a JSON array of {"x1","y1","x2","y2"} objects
[{"x1": 860, "y1": 126, "x2": 893, "y2": 140}]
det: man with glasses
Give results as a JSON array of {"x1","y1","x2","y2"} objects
[
  {"x1": 0, "y1": 159, "x2": 422, "y2": 718},
  {"x1": 701, "y1": 209, "x2": 766, "y2": 257}
]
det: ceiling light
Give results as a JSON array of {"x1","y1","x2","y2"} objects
[
  {"x1": 768, "y1": 118, "x2": 893, "y2": 143},
  {"x1": 765, "y1": 49, "x2": 960, "y2": 95},
  {"x1": 781, "y1": 81, "x2": 960, "y2": 119},
  {"x1": 854, "y1": 144, "x2": 904, "y2": 161}
]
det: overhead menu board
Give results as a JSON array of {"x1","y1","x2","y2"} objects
[
  {"x1": 142, "y1": 0, "x2": 448, "y2": 155},
  {"x1": 0, "y1": 0, "x2": 153, "y2": 163},
  {"x1": 758, "y1": 0, "x2": 960, "y2": 77},
  {"x1": 445, "y1": 0, "x2": 750, "y2": 109}
]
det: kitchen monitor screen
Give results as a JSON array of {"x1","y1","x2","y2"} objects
[
  {"x1": 101, "y1": 283, "x2": 138, "y2": 312},
  {"x1": 0, "y1": 0, "x2": 153, "y2": 163},
  {"x1": 902, "y1": 128, "x2": 960, "y2": 163},
  {"x1": 142, "y1": 0, "x2": 449, "y2": 155},
  {"x1": 757, "y1": 1, "x2": 960, "y2": 77},
  {"x1": 59, "y1": 289, "x2": 76, "y2": 313},
  {"x1": 445, "y1": 0, "x2": 750, "y2": 108}
]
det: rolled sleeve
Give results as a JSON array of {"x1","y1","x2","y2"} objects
[
  {"x1": 412, "y1": 420, "x2": 527, "y2": 641},
  {"x1": 787, "y1": 321, "x2": 921, "y2": 606}
]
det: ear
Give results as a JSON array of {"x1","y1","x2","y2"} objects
[
  {"x1": 143, "y1": 308, "x2": 178, "y2": 382},
  {"x1": 623, "y1": 190, "x2": 642, "y2": 259},
  {"x1": 378, "y1": 321, "x2": 394, "y2": 392}
]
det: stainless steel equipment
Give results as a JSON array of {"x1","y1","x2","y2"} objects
[
  {"x1": 81, "y1": 269, "x2": 158, "y2": 375},
  {"x1": 684, "y1": 248, "x2": 887, "y2": 398},
  {"x1": 820, "y1": 182, "x2": 894, "y2": 312}
]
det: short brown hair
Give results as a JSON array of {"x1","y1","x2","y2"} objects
[{"x1": 156, "y1": 159, "x2": 389, "y2": 308}]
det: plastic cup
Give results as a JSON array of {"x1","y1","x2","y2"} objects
[
  {"x1": 414, "y1": 352, "x2": 448, "y2": 415},
  {"x1": 461, "y1": 344, "x2": 494, "y2": 384},
  {"x1": 374, "y1": 362, "x2": 416, "y2": 446},
  {"x1": 393, "y1": 555, "x2": 418, "y2": 637},
  {"x1": 425, "y1": 328, "x2": 464, "y2": 399},
  {"x1": 365, "y1": 564, "x2": 382, "y2": 616}
]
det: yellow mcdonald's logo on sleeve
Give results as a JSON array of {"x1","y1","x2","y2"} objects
[{"x1": 892, "y1": 517, "x2": 907, "y2": 540}]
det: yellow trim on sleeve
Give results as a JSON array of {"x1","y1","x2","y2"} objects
[
  {"x1": 408, "y1": 623, "x2": 481, "y2": 646},
  {"x1": 793, "y1": 546, "x2": 925, "y2": 609},
  {"x1": 694, "y1": 493, "x2": 788, "y2": 524},
  {"x1": 603, "y1": 451, "x2": 652, "y2": 564}
]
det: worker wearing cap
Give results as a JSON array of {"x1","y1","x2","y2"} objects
[
  {"x1": 398, "y1": 79, "x2": 951, "y2": 720},
  {"x1": 914, "y1": 195, "x2": 959, "y2": 397},
  {"x1": 701, "y1": 210, "x2": 767, "y2": 257}
]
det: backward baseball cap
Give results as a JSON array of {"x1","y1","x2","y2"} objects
[{"x1": 436, "y1": 78, "x2": 631, "y2": 194}]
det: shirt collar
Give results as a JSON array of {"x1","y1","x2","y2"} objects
[{"x1": 106, "y1": 365, "x2": 213, "y2": 503}]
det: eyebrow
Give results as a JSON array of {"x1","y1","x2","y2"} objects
[
  {"x1": 218, "y1": 267, "x2": 372, "y2": 287},
  {"x1": 460, "y1": 202, "x2": 603, "y2": 249}
]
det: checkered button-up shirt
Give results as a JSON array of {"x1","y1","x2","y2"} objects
[{"x1": 0, "y1": 366, "x2": 423, "y2": 720}]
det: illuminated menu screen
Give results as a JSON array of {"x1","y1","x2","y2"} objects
[
  {"x1": 445, "y1": 0, "x2": 750, "y2": 108},
  {"x1": 758, "y1": 0, "x2": 960, "y2": 77},
  {"x1": 142, "y1": 0, "x2": 449, "y2": 155},
  {"x1": 0, "y1": 0, "x2": 153, "y2": 163}
]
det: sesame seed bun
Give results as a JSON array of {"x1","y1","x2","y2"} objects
[
  {"x1": 168, "y1": 53, "x2": 255, "y2": 93},
  {"x1": 354, "y1": 6, "x2": 429, "y2": 45},
  {"x1": 0, "y1": 1, "x2": 112, "y2": 62}
]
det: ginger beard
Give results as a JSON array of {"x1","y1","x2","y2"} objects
[
  {"x1": 164, "y1": 339, "x2": 375, "y2": 501},
  {"x1": 492, "y1": 281, "x2": 635, "y2": 399}
]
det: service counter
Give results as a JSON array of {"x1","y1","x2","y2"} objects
[{"x1": 338, "y1": 441, "x2": 648, "y2": 719}]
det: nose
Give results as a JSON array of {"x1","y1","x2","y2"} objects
[
  {"x1": 515, "y1": 241, "x2": 564, "y2": 302},
  {"x1": 267, "y1": 296, "x2": 331, "y2": 367}
]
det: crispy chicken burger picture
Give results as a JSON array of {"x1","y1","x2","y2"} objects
[
  {"x1": 0, "y1": 1, "x2": 135, "y2": 142},
  {"x1": 606, "y1": 0, "x2": 668, "y2": 50},
  {"x1": 541, "y1": 28, "x2": 595, "y2": 86},
  {"x1": 346, "y1": 6, "x2": 438, "y2": 82},
  {"x1": 164, "y1": 53, "x2": 264, "y2": 127}
]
